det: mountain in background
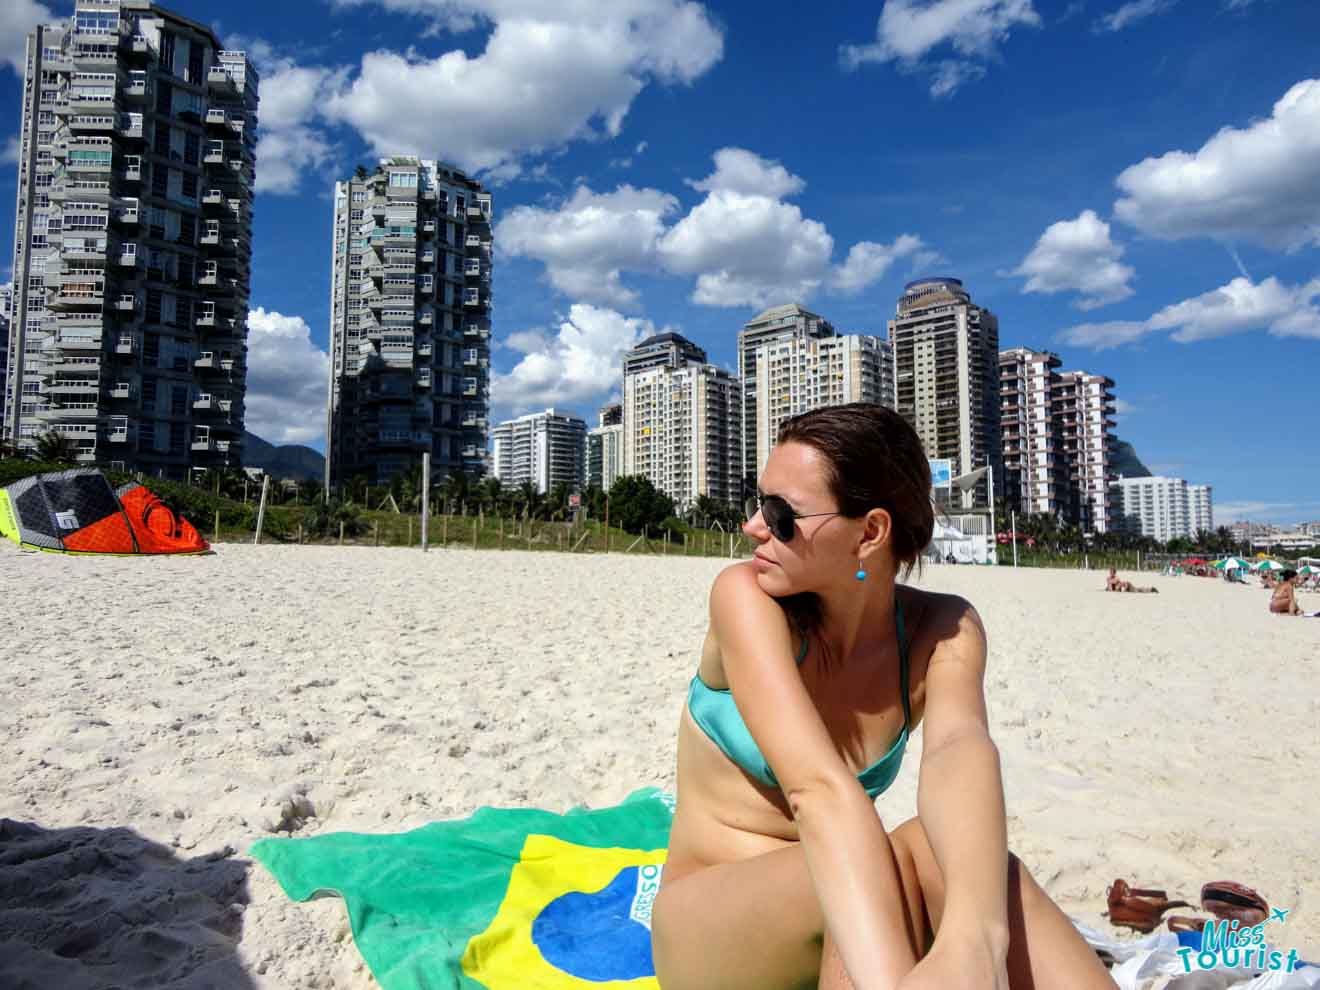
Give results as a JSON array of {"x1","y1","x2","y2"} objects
[
  {"x1": 243, "y1": 431, "x2": 324, "y2": 481},
  {"x1": 1110, "y1": 438, "x2": 1151, "y2": 478}
]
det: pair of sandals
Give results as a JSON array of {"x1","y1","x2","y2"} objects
[{"x1": 1107, "y1": 879, "x2": 1269, "y2": 934}]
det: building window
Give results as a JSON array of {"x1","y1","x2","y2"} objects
[
  {"x1": 183, "y1": 132, "x2": 199, "y2": 166},
  {"x1": 155, "y1": 78, "x2": 172, "y2": 116},
  {"x1": 181, "y1": 170, "x2": 197, "y2": 199},
  {"x1": 152, "y1": 165, "x2": 169, "y2": 198}
]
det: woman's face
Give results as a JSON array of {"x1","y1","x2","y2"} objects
[{"x1": 743, "y1": 442, "x2": 873, "y2": 593}]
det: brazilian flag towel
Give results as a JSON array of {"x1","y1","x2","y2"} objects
[{"x1": 251, "y1": 788, "x2": 674, "y2": 990}]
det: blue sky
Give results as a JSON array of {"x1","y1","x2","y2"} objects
[{"x1": 3, "y1": 0, "x2": 1317, "y2": 525}]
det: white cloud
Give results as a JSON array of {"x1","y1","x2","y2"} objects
[
  {"x1": 499, "y1": 149, "x2": 938, "y2": 310},
  {"x1": 839, "y1": 0, "x2": 1041, "y2": 98},
  {"x1": 244, "y1": 308, "x2": 330, "y2": 445},
  {"x1": 1011, "y1": 209, "x2": 1134, "y2": 309},
  {"x1": 1, "y1": 0, "x2": 52, "y2": 75},
  {"x1": 490, "y1": 303, "x2": 655, "y2": 415},
  {"x1": 496, "y1": 184, "x2": 679, "y2": 306},
  {"x1": 830, "y1": 235, "x2": 930, "y2": 293},
  {"x1": 1215, "y1": 500, "x2": 1320, "y2": 525},
  {"x1": 1, "y1": 135, "x2": 19, "y2": 164},
  {"x1": 687, "y1": 147, "x2": 805, "y2": 198},
  {"x1": 1113, "y1": 397, "x2": 1136, "y2": 419},
  {"x1": 1093, "y1": 0, "x2": 1176, "y2": 32},
  {"x1": 225, "y1": 37, "x2": 347, "y2": 196},
  {"x1": 658, "y1": 152, "x2": 833, "y2": 308},
  {"x1": 1056, "y1": 275, "x2": 1320, "y2": 350},
  {"x1": 324, "y1": 0, "x2": 722, "y2": 178},
  {"x1": 1113, "y1": 79, "x2": 1320, "y2": 250}
]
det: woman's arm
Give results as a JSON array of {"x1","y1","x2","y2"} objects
[
  {"x1": 710, "y1": 565, "x2": 918, "y2": 987},
  {"x1": 914, "y1": 599, "x2": 1011, "y2": 955}
]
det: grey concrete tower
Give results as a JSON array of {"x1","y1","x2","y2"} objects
[
  {"x1": 4, "y1": 1, "x2": 258, "y2": 476},
  {"x1": 325, "y1": 157, "x2": 492, "y2": 488}
]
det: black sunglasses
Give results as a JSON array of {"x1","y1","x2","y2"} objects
[{"x1": 744, "y1": 493, "x2": 842, "y2": 543}]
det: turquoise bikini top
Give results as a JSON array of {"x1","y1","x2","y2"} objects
[{"x1": 687, "y1": 601, "x2": 911, "y2": 798}]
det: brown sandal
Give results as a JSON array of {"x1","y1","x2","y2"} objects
[
  {"x1": 1107, "y1": 878, "x2": 1193, "y2": 933},
  {"x1": 1202, "y1": 882, "x2": 1269, "y2": 926},
  {"x1": 1167, "y1": 915, "x2": 1208, "y2": 934}
]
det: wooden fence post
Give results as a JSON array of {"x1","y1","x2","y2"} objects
[
  {"x1": 472, "y1": 517, "x2": 478, "y2": 549},
  {"x1": 339, "y1": 521, "x2": 344, "y2": 545},
  {"x1": 214, "y1": 509, "x2": 220, "y2": 544},
  {"x1": 408, "y1": 518, "x2": 413, "y2": 547}
]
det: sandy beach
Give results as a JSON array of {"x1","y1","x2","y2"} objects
[{"x1": 1, "y1": 542, "x2": 1316, "y2": 988}]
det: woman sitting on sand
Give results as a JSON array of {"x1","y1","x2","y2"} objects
[
  {"x1": 652, "y1": 403, "x2": 1115, "y2": 990},
  {"x1": 1270, "y1": 570, "x2": 1304, "y2": 615},
  {"x1": 1105, "y1": 568, "x2": 1158, "y2": 594}
]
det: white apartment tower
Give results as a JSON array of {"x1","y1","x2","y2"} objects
[
  {"x1": 889, "y1": 278, "x2": 1001, "y2": 509},
  {"x1": 4, "y1": 2, "x2": 258, "y2": 475},
  {"x1": 623, "y1": 332, "x2": 741, "y2": 513},
  {"x1": 326, "y1": 157, "x2": 491, "y2": 487},
  {"x1": 737, "y1": 304, "x2": 835, "y2": 490},
  {"x1": 1189, "y1": 484, "x2": 1214, "y2": 536},
  {"x1": 1000, "y1": 347, "x2": 1118, "y2": 532},
  {"x1": 587, "y1": 401, "x2": 623, "y2": 492},
  {"x1": 1056, "y1": 369, "x2": 1116, "y2": 532},
  {"x1": 490, "y1": 407, "x2": 586, "y2": 494},
  {"x1": 1110, "y1": 475, "x2": 1213, "y2": 543},
  {"x1": 750, "y1": 332, "x2": 893, "y2": 479}
]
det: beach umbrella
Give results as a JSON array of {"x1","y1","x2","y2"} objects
[
  {"x1": 1253, "y1": 559, "x2": 1284, "y2": 571},
  {"x1": 1299, "y1": 564, "x2": 1317, "y2": 576},
  {"x1": 1215, "y1": 556, "x2": 1250, "y2": 570}
]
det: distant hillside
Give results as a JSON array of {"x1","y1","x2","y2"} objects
[
  {"x1": 243, "y1": 431, "x2": 325, "y2": 481},
  {"x1": 1111, "y1": 437, "x2": 1151, "y2": 478}
]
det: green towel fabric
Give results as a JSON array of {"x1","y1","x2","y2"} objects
[{"x1": 251, "y1": 788, "x2": 674, "y2": 990}]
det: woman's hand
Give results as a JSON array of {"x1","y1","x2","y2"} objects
[{"x1": 893, "y1": 926, "x2": 1009, "y2": 990}]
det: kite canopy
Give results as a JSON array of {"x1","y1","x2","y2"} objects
[{"x1": 0, "y1": 468, "x2": 208, "y2": 555}]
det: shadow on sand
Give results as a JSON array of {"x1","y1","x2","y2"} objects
[{"x1": 0, "y1": 819, "x2": 255, "y2": 989}]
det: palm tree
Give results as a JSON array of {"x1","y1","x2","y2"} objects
[{"x1": 35, "y1": 431, "x2": 75, "y2": 463}]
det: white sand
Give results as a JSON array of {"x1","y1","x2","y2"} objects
[{"x1": 1, "y1": 542, "x2": 1315, "y2": 988}]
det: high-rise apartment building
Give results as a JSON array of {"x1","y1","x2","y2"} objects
[
  {"x1": 4, "y1": 2, "x2": 258, "y2": 475},
  {"x1": 889, "y1": 278, "x2": 1000, "y2": 509},
  {"x1": 737, "y1": 304, "x2": 835, "y2": 490},
  {"x1": 325, "y1": 157, "x2": 491, "y2": 487},
  {"x1": 1056, "y1": 369, "x2": 1116, "y2": 532},
  {"x1": 586, "y1": 401, "x2": 623, "y2": 492},
  {"x1": 749, "y1": 332, "x2": 893, "y2": 479},
  {"x1": 0, "y1": 283, "x2": 11, "y2": 431},
  {"x1": 1189, "y1": 484, "x2": 1214, "y2": 535},
  {"x1": 1000, "y1": 347, "x2": 1117, "y2": 531},
  {"x1": 623, "y1": 332, "x2": 740, "y2": 513},
  {"x1": 999, "y1": 347, "x2": 1067, "y2": 518},
  {"x1": 1110, "y1": 475, "x2": 1213, "y2": 543},
  {"x1": 490, "y1": 407, "x2": 586, "y2": 494}
]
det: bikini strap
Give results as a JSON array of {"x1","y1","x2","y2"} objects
[{"x1": 895, "y1": 599, "x2": 911, "y2": 731}]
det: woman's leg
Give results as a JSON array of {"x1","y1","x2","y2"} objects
[
  {"x1": 824, "y1": 817, "x2": 1116, "y2": 989},
  {"x1": 653, "y1": 839, "x2": 925, "y2": 990}
]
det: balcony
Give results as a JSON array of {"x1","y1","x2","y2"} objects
[
  {"x1": 193, "y1": 394, "x2": 232, "y2": 413},
  {"x1": 113, "y1": 294, "x2": 136, "y2": 312},
  {"x1": 116, "y1": 114, "x2": 143, "y2": 139},
  {"x1": 46, "y1": 379, "x2": 100, "y2": 396},
  {"x1": 203, "y1": 144, "x2": 225, "y2": 165},
  {"x1": 374, "y1": 430, "x2": 430, "y2": 448},
  {"x1": 466, "y1": 204, "x2": 485, "y2": 219},
  {"x1": 207, "y1": 66, "x2": 239, "y2": 94},
  {"x1": 196, "y1": 309, "x2": 217, "y2": 327},
  {"x1": 464, "y1": 260, "x2": 482, "y2": 277},
  {"x1": 112, "y1": 201, "x2": 139, "y2": 224},
  {"x1": 199, "y1": 226, "x2": 221, "y2": 246},
  {"x1": 115, "y1": 335, "x2": 134, "y2": 354},
  {"x1": 191, "y1": 435, "x2": 217, "y2": 452},
  {"x1": 109, "y1": 382, "x2": 134, "y2": 400},
  {"x1": 463, "y1": 291, "x2": 481, "y2": 307}
]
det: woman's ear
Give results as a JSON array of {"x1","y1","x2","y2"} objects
[{"x1": 860, "y1": 507, "x2": 892, "y2": 557}]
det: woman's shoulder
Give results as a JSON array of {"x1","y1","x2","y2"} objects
[{"x1": 896, "y1": 585, "x2": 986, "y2": 662}]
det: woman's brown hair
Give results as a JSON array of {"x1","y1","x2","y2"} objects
[{"x1": 771, "y1": 402, "x2": 934, "y2": 666}]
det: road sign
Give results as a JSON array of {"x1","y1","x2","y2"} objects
[{"x1": 568, "y1": 493, "x2": 581, "y2": 508}]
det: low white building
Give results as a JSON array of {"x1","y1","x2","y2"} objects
[
  {"x1": 491, "y1": 407, "x2": 587, "y2": 494},
  {"x1": 1111, "y1": 475, "x2": 1213, "y2": 543}
]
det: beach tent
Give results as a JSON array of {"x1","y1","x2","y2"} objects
[{"x1": 0, "y1": 468, "x2": 208, "y2": 555}]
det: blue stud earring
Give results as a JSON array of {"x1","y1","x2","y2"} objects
[{"x1": 855, "y1": 560, "x2": 866, "y2": 581}]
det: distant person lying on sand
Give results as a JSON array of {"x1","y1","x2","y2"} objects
[
  {"x1": 1270, "y1": 570, "x2": 1304, "y2": 615},
  {"x1": 1106, "y1": 567, "x2": 1159, "y2": 593},
  {"x1": 653, "y1": 402, "x2": 1116, "y2": 990}
]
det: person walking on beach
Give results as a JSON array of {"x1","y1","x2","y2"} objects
[
  {"x1": 651, "y1": 403, "x2": 1116, "y2": 990},
  {"x1": 1270, "y1": 570, "x2": 1304, "y2": 615}
]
